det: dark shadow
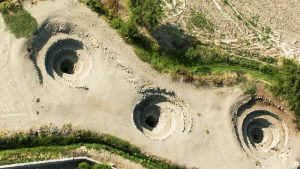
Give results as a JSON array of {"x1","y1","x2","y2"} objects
[
  {"x1": 45, "y1": 39, "x2": 83, "y2": 79},
  {"x1": 133, "y1": 95, "x2": 167, "y2": 132},
  {"x1": 149, "y1": 22, "x2": 199, "y2": 59},
  {"x1": 250, "y1": 128, "x2": 264, "y2": 143},
  {"x1": 142, "y1": 105, "x2": 161, "y2": 131},
  {"x1": 28, "y1": 20, "x2": 74, "y2": 84}
]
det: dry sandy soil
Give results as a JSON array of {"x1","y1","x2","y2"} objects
[
  {"x1": 0, "y1": 0, "x2": 300, "y2": 169},
  {"x1": 163, "y1": 0, "x2": 300, "y2": 61}
]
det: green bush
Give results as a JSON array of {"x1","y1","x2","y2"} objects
[
  {"x1": 110, "y1": 17, "x2": 123, "y2": 29},
  {"x1": 77, "y1": 162, "x2": 111, "y2": 169},
  {"x1": 80, "y1": 0, "x2": 107, "y2": 15},
  {"x1": 1, "y1": 4, "x2": 38, "y2": 38},
  {"x1": 189, "y1": 10, "x2": 214, "y2": 33},
  {"x1": 91, "y1": 164, "x2": 111, "y2": 169},
  {"x1": 119, "y1": 19, "x2": 140, "y2": 42},
  {"x1": 129, "y1": 0, "x2": 163, "y2": 28},
  {"x1": 184, "y1": 45, "x2": 278, "y2": 76},
  {"x1": 78, "y1": 162, "x2": 91, "y2": 169},
  {"x1": 223, "y1": 0, "x2": 230, "y2": 5},
  {"x1": 273, "y1": 59, "x2": 300, "y2": 123},
  {"x1": 248, "y1": 15, "x2": 259, "y2": 27}
]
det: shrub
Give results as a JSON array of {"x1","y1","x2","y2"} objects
[
  {"x1": 77, "y1": 162, "x2": 91, "y2": 169},
  {"x1": 119, "y1": 19, "x2": 140, "y2": 42},
  {"x1": 189, "y1": 10, "x2": 214, "y2": 33},
  {"x1": 129, "y1": 0, "x2": 163, "y2": 28},
  {"x1": 110, "y1": 17, "x2": 123, "y2": 29},
  {"x1": 80, "y1": 0, "x2": 107, "y2": 15},
  {"x1": 91, "y1": 164, "x2": 111, "y2": 169},
  {"x1": 241, "y1": 82, "x2": 257, "y2": 95},
  {"x1": 248, "y1": 15, "x2": 259, "y2": 27},
  {"x1": 273, "y1": 59, "x2": 300, "y2": 121}
]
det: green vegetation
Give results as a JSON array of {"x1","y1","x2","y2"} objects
[
  {"x1": 77, "y1": 162, "x2": 111, "y2": 169},
  {"x1": 248, "y1": 15, "x2": 260, "y2": 27},
  {"x1": 185, "y1": 45, "x2": 279, "y2": 80},
  {"x1": 0, "y1": 1, "x2": 37, "y2": 38},
  {"x1": 82, "y1": 0, "x2": 108, "y2": 15},
  {"x1": 189, "y1": 10, "x2": 214, "y2": 33},
  {"x1": 0, "y1": 128, "x2": 184, "y2": 169},
  {"x1": 91, "y1": 163, "x2": 112, "y2": 169},
  {"x1": 264, "y1": 26, "x2": 272, "y2": 35},
  {"x1": 234, "y1": 50, "x2": 278, "y2": 64},
  {"x1": 0, "y1": 145, "x2": 78, "y2": 165},
  {"x1": 223, "y1": 0, "x2": 230, "y2": 5},
  {"x1": 78, "y1": 162, "x2": 91, "y2": 169},
  {"x1": 241, "y1": 81, "x2": 257, "y2": 95},
  {"x1": 128, "y1": 0, "x2": 163, "y2": 28},
  {"x1": 273, "y1": 59, "x2": 300, "y2": 125},
  {"x1": 255, "y1": 160, "x2": 262, "y2": 167}
]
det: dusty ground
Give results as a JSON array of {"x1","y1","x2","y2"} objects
[
  {"x1": 0, "y1": 0, "x2": 300, "y2": 169},
  {"x1": 164, "y1": 0, "x2": 300, "y2": 61}
]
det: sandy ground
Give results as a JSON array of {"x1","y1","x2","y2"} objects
[
  {"x1": 165, "y1": 0, "x2": 300, "y2": 61},
  {"x1": 0, "y1": 0, "x2": 300, "y2": 169}
]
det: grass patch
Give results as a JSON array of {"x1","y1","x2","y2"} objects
[
  {"x1": 223, "y1": 0, "x2": 230, "y2": 5},
  {"x1": 248, "y1": 15, "x2": 259, "y2": 27},
  {"x1": 77, "y1": 162, "x2": 111, "y2": 169},
  {"x1": 241, "y1": 81, "x2": 257, "y2": 95},
  {"x1": 1, "y1": 3, "x2": 38, "y2": 38},
  {"x1": 189, "y1": 10, "x2": 214, "y2": 33},
  {"x1": 0, "y1": 145, "x2": 79, "y2": 165},
  {"x1": 128, "y1": 0, "x2": 163, "y2": 28},
  {"x1": 210, "y1": 64, "x2": 277, "y2": 84}
]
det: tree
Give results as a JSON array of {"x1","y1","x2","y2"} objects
[{"x1": 129, "y1": 0, "x2": 163, "y2": 28}]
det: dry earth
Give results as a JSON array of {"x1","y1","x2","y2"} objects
[
  {"x1": 163, "y1": 0, "x2": 300, "y2": 61},
  {"x1": 0, "y1": 0, "x2": 300, "y2": 169}
]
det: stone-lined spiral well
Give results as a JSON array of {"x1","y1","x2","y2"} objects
[
  {"x1": 29, "y1": 20, "x2": 96, "y2": 86},
  {"x1": 232, "y1": 97, "x2": 289, "y2": 159},
  {"x1": 133, "y1": 89, "x2": 192, "y2": 141},
  {"x1": 45, "y1": 38, "x2": 92, "y2": 82}
]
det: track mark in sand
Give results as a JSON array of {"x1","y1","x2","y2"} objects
[
  {"x1": 162, "y1": 0, "x2": 187, "y2": 17},
  {"x1": 0, "y1": 68, "x2": 31, "y2": 119},
  {"x1": 1, "y1": 113, "x2": 27, "y2": 118},
  {"x1": 212, "y1": 0, "x2": 231, "y2": 20}
]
